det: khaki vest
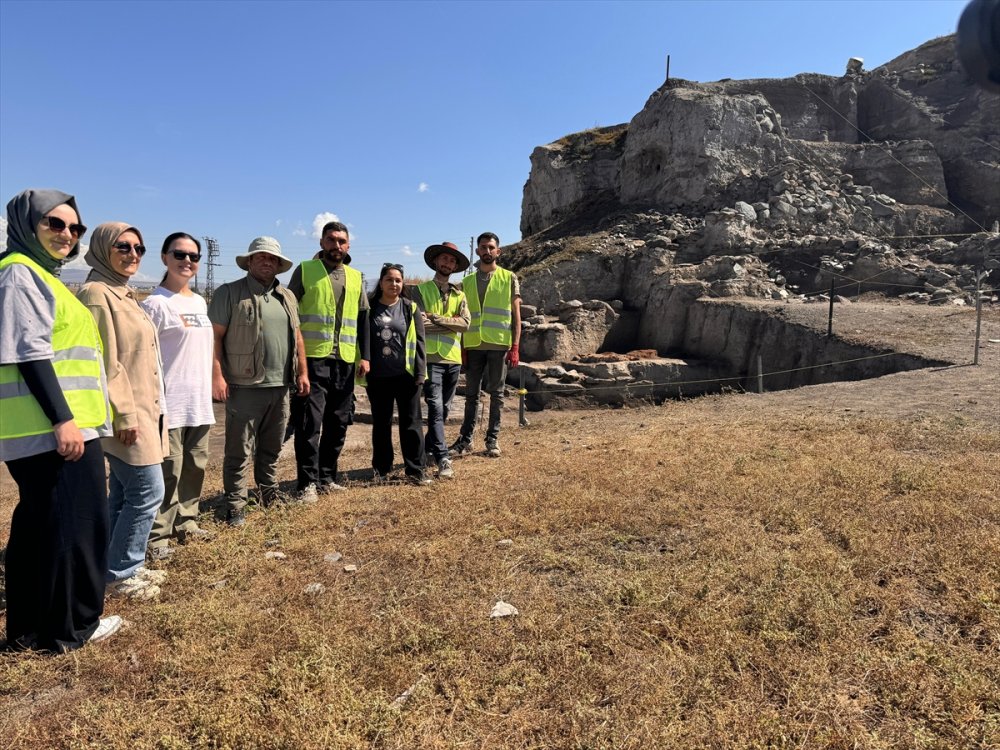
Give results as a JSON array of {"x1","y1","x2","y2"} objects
[{"x1": 219, "y1": 277, "x2": 301, "y2": 386}]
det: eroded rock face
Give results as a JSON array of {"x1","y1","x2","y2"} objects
[{"x1": 518, "y1": 34, "x2": 998, "y2": 238}]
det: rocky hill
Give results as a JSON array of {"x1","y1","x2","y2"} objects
[{"x1": 504, "y1": 35, "x2": 999, "y2": 404}]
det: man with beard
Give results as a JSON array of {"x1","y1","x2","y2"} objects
[
  {"x1": 209, "y1": 237, "x2": 309, "y2": 526},
  {"x1": 408, "y1": 242, "x2": 470, "y2": 479},
  {"x1": 287, "y1": 221, "x2": 370, "y2": 501},
  {"x1": 450, "y1": 232, "x2": 521, "y2": 458}
]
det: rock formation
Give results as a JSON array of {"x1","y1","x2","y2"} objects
[{"x1": 506, "y1": 34, "x2": 999, "y2": 405}]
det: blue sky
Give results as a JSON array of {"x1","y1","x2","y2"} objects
[{"x1": 0, "y1": 0, "x2": 967, "y2": 284}]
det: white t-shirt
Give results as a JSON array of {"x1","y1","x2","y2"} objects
[{"x1": 141, "y1": 287, "x2": 216, "y2": 428}]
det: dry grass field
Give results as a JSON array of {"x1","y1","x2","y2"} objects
[{"x1": 1, "y1": 305, "x2": 998, "y2": 749}]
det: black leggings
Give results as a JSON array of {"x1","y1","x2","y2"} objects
[{"x1": 5, "y1": 439, "x2": 109, "y2": 652}]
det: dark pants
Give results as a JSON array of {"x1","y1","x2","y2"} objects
[
  {"x1": 423, "y1": 362, "x2": 461, "y2": 462},
  {"x1": 459, "y1": 349, "x2": 507, "y2": 444},
  {"x1": 366, "y1": 374, "x2": 425, "y2": 477},
  {"x1": 5, "y1": 439, "x2": 109, "y2": 653},
  {"x1": 293, "y1": 356, "x2": 355, "y2": 489}
]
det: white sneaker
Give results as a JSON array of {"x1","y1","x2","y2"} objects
[
  {"x1": 437, "y1": 458, "x2": 455, "y2": 479},
  {"x1": 295, "y1": 483, "x2": 319, "y2": 505},
  {"x1": 88, "y1": 615, "x2": 124, "y2": 644},
  {"x1": 108, "y1": 576, "x2": 161, "y2": 601},
  {"x1": 135, "y1": 566, "x2": 168, "y2": 585}
]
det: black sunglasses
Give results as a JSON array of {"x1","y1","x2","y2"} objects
[
  {"x1": 169, "y1": 250, "x2": 202, "y2": 262},
  {"x1": 382, "y1": 262, "x2": 405, "y2": 273},
  {"x1": 113, "y1": 241, "x2": 147, "y2": 256},
  {"x1": 41, "y1": 216, "x2": 87, "y2": 238}
]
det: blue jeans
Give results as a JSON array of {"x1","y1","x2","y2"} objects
[
  {"x1": 424, "y1": 363, "x2": 461, "y2": 462},
  {"x1": 106, "y1": 455, "x2": 164, "y2": 583}
]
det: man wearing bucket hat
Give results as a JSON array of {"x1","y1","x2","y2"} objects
[
  {"x1": 407, "y1": 242, "x2": 470, "y2": 479},
  {"x1": 208, "y1": 237, "x2": 309, "y2": 526},
  {"x1": 450, "y1": 232, "x2": 521, "y2": 459},
  {"x1": 287, "y1": 220, "x2": 370, "y2": 501}
]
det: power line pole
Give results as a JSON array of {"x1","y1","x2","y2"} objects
[{"x1": 202, "y1": 237, "x2": 220, "y2": 301}]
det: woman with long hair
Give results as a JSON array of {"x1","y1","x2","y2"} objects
[
  {"x1": 362, "y1": 263, "x2": 430, "y2": 485},
  {"x1": 0, "y1": 189, "x2": 120, "y2": 651},
  {"x1": 77, "y1": 223, "x2": 168, "y2": 600},
  {"x1": 141, "y1": 233, "x2": 215, "y2": 559}
]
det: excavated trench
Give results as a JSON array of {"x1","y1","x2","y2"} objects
[{"x1": 516, "y1": 299, "x2": 948, "y2": 409}]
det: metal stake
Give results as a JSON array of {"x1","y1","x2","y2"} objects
[{"x1": 827, "y1": 278, "x2": 835, "y2": 337}]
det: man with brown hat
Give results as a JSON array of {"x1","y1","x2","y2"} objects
[
  {"x1": 407, "y1": 242, "x2": 470, "y2": 479},
  {"x1": 208, "y1": 237, "x2": 308, "y2": 526}
]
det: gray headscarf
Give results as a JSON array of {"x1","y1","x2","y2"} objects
[
  {"x1": 85, "y1": 222, "x2": 145, "y2": 287},
  {"x1": 3, "y1": 188, "x2": 83, "y2": 274}
]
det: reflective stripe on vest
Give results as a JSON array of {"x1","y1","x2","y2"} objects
[
  {"x1": 418, "y1": 280, "x2": 463, "y2": 364},
  {"x1": 0, "y1": 254, "x2": 110, "y2": 445},
  {"x1": 356, "y1": 300, "x2": 418, "y2": 387},
  {"x1": 299, "y1": 260, "x2": 362, "y2": 361},
  {"x1": 462, "y1": 268, "x2": 513, "y2": 348}
]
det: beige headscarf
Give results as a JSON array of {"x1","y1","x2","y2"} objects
[{"x1": 85, "y1": 221, "x2": 145, "y2": 286}]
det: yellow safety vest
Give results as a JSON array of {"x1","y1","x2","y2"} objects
[
  {"x1": 299, "y1": 260, "x2": 362, "y2": 362},
  {"x1": 0, "y1": 253, "x2": 110, "y2": 454},
  {"x1": 462, "y1": 268, "x2": 513, "y2": 348},
  {"x1": 417, "y1": 280, "x2": 464, "y2": 364},
  {"x1": 356, "y1": 300, "x2": 418, "y2": 386}
]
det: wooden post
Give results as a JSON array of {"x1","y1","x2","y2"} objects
[
  {"x1": 757, "y1": 354, "x2": 764, "y2": 394},
  {"x1": 827, "y1": 278, "x2": 836, "y2": 337},
  {"x1": 974, "y1": 269, "x2": 985, "y2": 365},
  {"x1": 518, "y1": 367, "x2": 528, "y2": 426}
]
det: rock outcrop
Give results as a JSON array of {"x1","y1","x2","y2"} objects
[{"x1": 519, "y1": 35, "x2": 999, "y2": 238}]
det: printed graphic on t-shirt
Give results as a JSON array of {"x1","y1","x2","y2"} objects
[{"x1": 180, "y1": 313, "x2": 212, "y2": 328}]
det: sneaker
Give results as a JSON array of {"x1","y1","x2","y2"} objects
[
  {"x1": 108, "y1": 577, "x2": 161, "y2": 601},
  {"x1": 135, "y1": 566, "x2": 168, "y2": 585},
  {"x1": 226, "y1": 508, "x2": 246, "y2": 527},
  {"x1": 177, "y1": 526, "x2": 212, "y2": 544},
  {"x1": 450, "y1": 439, "x2": 473, "y2": 457},
  {"x1": 294, "y1": 483, "x2": 319, "y2": 505},
  {"x1": 88, "y1": 615, "x2": 124, "y2": 644},
  {"x1": 318, "y1": 481, "x2": 346, "y2": 493},
  {"x1": 407, "y1": 473, "x2": 433, "y2": 486},
  {"x1": 146, "y1": 545, "x2": 173, "y2": 562},
  {"x1": 485, "y1": 441, "x2": 501, "y2": 458},
  {"x1": 437, "y1": 457, "x2": 455, "y2": 479}
]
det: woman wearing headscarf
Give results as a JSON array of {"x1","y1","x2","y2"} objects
[
  {"x1": 141, "y1": 233, "x2": 215, "y2": 558},
  {"x1": 77, "y1": 222, "x2": 169, "y2": 600},
  {"x1": 0, "y1": 189, "x2": 120, "y2": 652}
]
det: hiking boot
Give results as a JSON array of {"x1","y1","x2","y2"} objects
[
  {"x1": 226, "y1": 508, "x2": 246, "y2": 527},
  {"x1": 294, "y1": 483, "x2": 319, "y2": 505},
  {"x1": 485, "y1": 440, "x2": 501, "y2": 458},
  {"x1": 177, "y1": 526, "x2": 212, "y2": 545},
  {"x1": 450, "y1": 439, "x2": 472, "y2": 457},
  {"x1": 437, "y1": 457, "x2": 455, "y2": 479},
  {"x1": 259, "y1": 486, "x2": 289, "y2": 508},
  {"x1": 407, "y1": 473, "x2": 433, "y2": 486},
  {"x1": 88, "y1": 615, "x2": 124, "y2": 645},
  {"x1": 146, "y1": 545, "x2": 173, "y2": 562},
  {"x1": 135, "y1": 566, "x2": 168, "y2": 585},
  {"x1": 371, "y1": 470, "x2": 387, "y2": 485},
  {"x1": 108, "y1": 576, "x2": 161, "y2": 601}
]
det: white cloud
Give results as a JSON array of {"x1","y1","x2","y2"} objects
[
  {"x1": 0, "y1": 216, "x2": 6, "y2": 253},
  {"x1": 401, "y1": 245, "x2": 414, "y2": 256},
  {"x1": 292, "y1": 227, "x2": 307, "y2": 237},
  {"x1": 417, "y1": 182, "x2": 430, "y2": 193},
  {"x1": 275, "y1": 219, "x2": 283, "y2": 227},
  {"x1": 312, "y1": 212, "x2": 341, "y2": 239},
  {"x1": 63, "y1": 245, "x2": 90, "y2": 269}
]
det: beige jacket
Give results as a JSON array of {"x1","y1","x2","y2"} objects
[{"x1": 77, "y1": 280, "x2": 169, "y2": 465}]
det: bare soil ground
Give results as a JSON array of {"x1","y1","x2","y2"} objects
[{"x1": 0, "y1": 298, "x2": 997, "y2": 749}]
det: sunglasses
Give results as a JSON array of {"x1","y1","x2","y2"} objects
[
  {"x1": 382, "y1": 262, "x2": 405, "y2": 273},
  {"x1": 169, "y1": 250, "x2": 202, "y2": 262},
  {"x1": 41, "y1": 216, "x2": 87, "y2": 238},
  {"x1": 113, "y1": 241, "x2": 147, "y2": 256}
]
